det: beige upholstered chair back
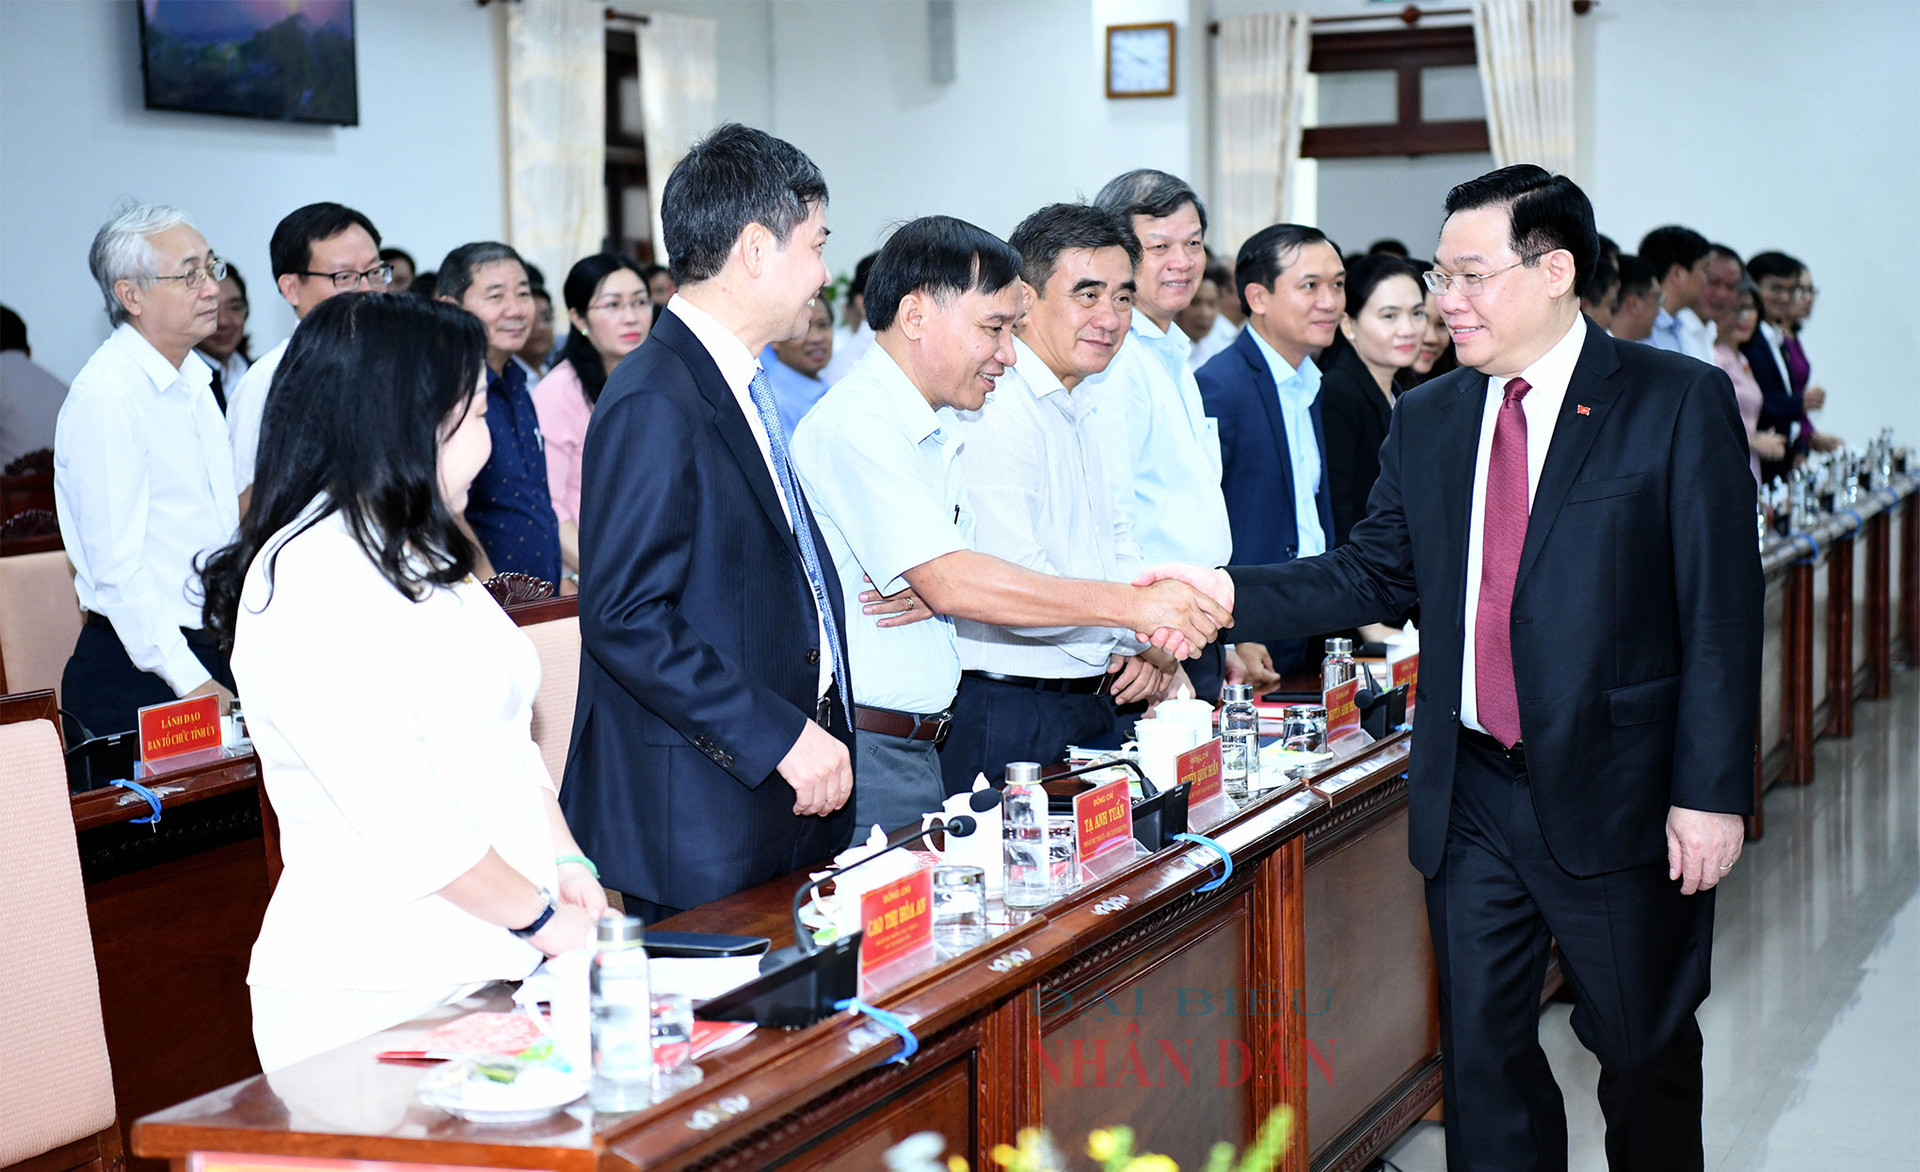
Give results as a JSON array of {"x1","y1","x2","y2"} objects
[
  {"x1": 523, "y1": 613, "x2": 581, "y2": 790},
  {"x1": 0, "y1": 719, "x2": 117, "y2": 1165},
  {"x1": 0, "y1": 551, "x2": 81, "y2": 701}
]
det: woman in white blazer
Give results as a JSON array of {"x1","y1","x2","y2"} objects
[{"x1": 199, "y1": 293, "x2": 605, "y2": 1072}]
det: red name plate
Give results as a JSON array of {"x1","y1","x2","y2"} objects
[
  {"x1": 1324, "y1": 677, "x2": 1362, "y2": 742},
  {"x1": 1177, "y1": 738, "x2": 1225, "y2": 806},
  {"x1": 1074, "y1": 776, "x2": 1133, "y2": 863},
  {"x1": 1392, "y1": 652, "x2": 1419, "y2": 719},
  {"x1": 138, "y1": 694, "x2": 222, "y2": 764},
  {"x1": 859, "y1": 866, "x2": 933, "y2": 973}
]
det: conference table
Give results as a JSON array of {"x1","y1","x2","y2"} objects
[{"x1": 92, "y1": 474, "x2": 1915, "y2": 1172}]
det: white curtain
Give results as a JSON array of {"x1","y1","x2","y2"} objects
[
  {"x1": 637, "y1": 12, "x2": 718, "y2": 265},
  {"x1": 506, "y1": 0, "x2": 606, "y2": 289},
  {"x1": 1212, "y1": 12, "x2": 1312, "y2": 256},
  {"x1": 1472, "y1": 0, "x2": 1576, "y2": 177}
]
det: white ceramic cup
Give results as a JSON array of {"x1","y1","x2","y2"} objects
[{"x1": 1130, "y1": 717, "x2": 1203, "y2": 792}]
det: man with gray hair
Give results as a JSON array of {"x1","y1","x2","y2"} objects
[
  {"x1": 1083, "y1": 169, "x2": 1235, "y2": 700},
  {"x1": 55, "y1": 202, "x2": 239, "y2": 739}
]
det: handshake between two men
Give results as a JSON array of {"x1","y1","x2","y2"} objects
[{"x1": 777, "y1": 556, "x2": 1239, "y2": 819}]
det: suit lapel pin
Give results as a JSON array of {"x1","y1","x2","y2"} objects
[{"x1": 1576, "y1": 404, "x2": 1591, "y2": 416}]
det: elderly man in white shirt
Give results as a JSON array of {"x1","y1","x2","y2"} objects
[
  {"x1": 1085, "y1": 170, "x2": 1237, "y2": 700},
  {"x1": 224, "y1": 202, "x2": 389, "y2": 507},
  {"x1": 56, "y1": 203, "x2": 239, "y2": 738},
  {"x1": 942, "y1": 203, "x2": 1189, "y2": 791}
]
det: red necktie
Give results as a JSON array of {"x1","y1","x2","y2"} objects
[{"x1": 1475, "y1": 376, "x2": 1531, "y2": 747}]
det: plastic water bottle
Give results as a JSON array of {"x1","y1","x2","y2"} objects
[
  {"x1": 589, "y1": 912, "x2": 652, "y2": 1112},
  {"x1": 1220, "y1": 684, "x2": 1261, "y2": 800},
  {"x1": 1002, "y1": 762, "x2": 1051, "y2": 910}
]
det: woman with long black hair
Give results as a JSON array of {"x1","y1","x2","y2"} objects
[{"x1": 200, "y1": 293, "x2": 605, "y2": 1072}]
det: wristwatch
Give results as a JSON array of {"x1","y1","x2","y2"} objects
[{"x1": 509, "y1": 886, "x2": 559, "y2": 939}]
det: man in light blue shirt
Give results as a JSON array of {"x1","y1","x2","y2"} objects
[
  {"x1": 794, "y1": 216, "x2": 1231, "y2": 828},
  {"x1": 1639, "y1": 224, "x2": 1715, "y2": 361},
  {"x1": 1085, "y1": 170, "x2": 1236, "y2": 701}
]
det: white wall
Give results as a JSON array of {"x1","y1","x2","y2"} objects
[
  {"x1": 1576, "y1": 0, "x2": 1920, "y2": 446},
  {"x1": 756, "y1": 0, "x2": 1204, "y2": 281},
  {"x1": 0, "y1": 0, "x2": 509, "y2": 382}
]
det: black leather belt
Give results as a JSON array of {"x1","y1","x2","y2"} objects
[
  {"x1": 962, "y1": 669, "x2": 1110, "y2": 696},
  {"x1": 854, "y1": 704, "x2": 952, "y2": 744},
  {"x1": 1460, "y1": 726, "x2": 1526, "y2": 769}
]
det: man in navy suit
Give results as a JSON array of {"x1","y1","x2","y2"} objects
[
  {"x1": 1196, "y1": 224, "x2": 1342, "y2": 677},
  {"x1": 560, "y1": 125, "x2": 859, "y2": 922},
  {"x1": 1146, "y1": 167, "x2": 1759, "y2": 1170}
]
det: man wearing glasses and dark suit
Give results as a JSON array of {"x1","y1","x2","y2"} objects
[{"x1": 1145, "y1": 166, "x2": 1761, "y2": 1172}]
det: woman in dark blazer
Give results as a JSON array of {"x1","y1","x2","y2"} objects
[{"x1": 1319, "y1": 255, "x2": 1428, "y2": 548}]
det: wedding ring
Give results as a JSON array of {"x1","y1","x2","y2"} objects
[{"x1": 1718, "y1": 862, "x2": 1734, "y2": 871}]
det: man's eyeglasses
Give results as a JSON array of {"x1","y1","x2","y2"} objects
[
  {"x1": 299, "y1": 264, "x2": 396, "y2": 290},
  {"x1": 152, "y1": 257, "x2": 229, "y2": 290},
  {"x1": 1790, "y1": 284, "x2": 1818, "y2": 299},
  {"x1": 1422, "y1": 254, "x2": 1545, "y2": 298}
]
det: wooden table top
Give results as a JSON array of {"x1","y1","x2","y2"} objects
[{"x1": 132, "y1": 731, "x2": 1423, "y2": 1170}]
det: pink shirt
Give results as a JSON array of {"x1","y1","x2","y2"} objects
[
  {"x1": 1711, "y1": 343, "x2": 1764, "y2": 486},
  {"x1": 530, "y1": 360, "x2": 593, "y2": 525}
]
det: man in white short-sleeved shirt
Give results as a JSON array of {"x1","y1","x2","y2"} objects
[{"x1": 56, "y1": 203, "x2": 239, "y2": 737}]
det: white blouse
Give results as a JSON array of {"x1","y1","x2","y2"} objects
[{"x1": 235, "y1": 505, "x2": 556, "y2": 992}]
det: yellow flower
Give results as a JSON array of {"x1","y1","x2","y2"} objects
[
  {"x1": 1088, "y1": 1130, "x2": 1121, "y2": 1161},
  {"x1": 1124, "y1": 1157, "x2": 1178, "y2": 1172},
  {"x1": 947, "y1": 1158, "x2": 970, "y2": 1172},
  {"x1": 989, "y1": 1144, "x2": 1017, "y2": 1168}
]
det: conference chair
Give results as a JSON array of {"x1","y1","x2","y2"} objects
[{"x1": 0, "y1": 714, "x2": 122, "y2": 1172}]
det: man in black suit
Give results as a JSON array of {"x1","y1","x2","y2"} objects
[
  {"x1": 559, "y1": 125, "x2": 859, "y2": 923},
  {"x1": 1146, "y1": 167, "x2": 1760, "y2": 1170}
]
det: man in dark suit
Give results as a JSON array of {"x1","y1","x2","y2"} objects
[
  {"x1": 560, "y1": 124, "x2": 859, "y2": 923},
  {"x1": 1744, "y1": 250, "x2": 1814, "y2": 483},
  {"x1": 1147, "y1": 167, "x2": 1760, "y2": 1171},
  {"x1": 1196, "y1": 224, "x2": 1340, "y2": 676}
]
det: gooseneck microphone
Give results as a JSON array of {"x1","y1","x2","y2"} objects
[{"x1": 789, "y1": 815, "x2": 979, "y2": 956}]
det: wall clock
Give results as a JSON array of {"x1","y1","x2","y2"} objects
[{"x1": 1106, "y1": 21, "x2": 1176, "y2": 99}]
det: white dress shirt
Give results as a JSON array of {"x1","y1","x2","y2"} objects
[
  {"x1": 1755, "y1": 320, "x2": 1800, "y2": 444},
  {"x1": 55, "y1": 324, "x2": 238, "y2": 694},
  {"x1": 225, "y1": 337, "x2": 288, "y2": 492},
  {"x1": 668, "y1": 295, "x2": 831, "y2": 696},
  {"x1": 238, "y1": 504, "x2": 555, "y2": 998},
  {"x1": 1460, "y1": 315, "x2": 1587, "y2": 735},
  {"x1": 1082, "y1": 312, "x2": 1233, "y2": 568},
  {"x1": 0, "y1": 349, "x2": 68, "y2": 467},
  {"x1": 952, "y1": 335, "x2": 1144, "y2": 678},
  {"x1": 822, "y1": 319, "x2": 875, "y2": 386}
]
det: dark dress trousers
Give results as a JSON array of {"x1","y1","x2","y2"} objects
[
  {"x1": 1229, "y1": 321, "x2": 1762, "y2": 1171},
  {"x1": 1196, "y1": 327, "x2": 1335, "y2": 676},
  {"x1": 1741, "y1": 330, "x2": 1806, "y2": 484},
  {"x1": 559, "y1": 310, "x2": 857, "y2": 912},
  {"x1": 1316, "y1": 338, "x2": 1395, "y2": 550}
]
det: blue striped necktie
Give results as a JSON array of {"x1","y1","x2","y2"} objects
[{"x1": 746, "y1": 367, "x2": 848, "y2": 702}]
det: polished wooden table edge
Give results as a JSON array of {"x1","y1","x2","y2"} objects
[
  {"x1": 71, "y1": 749, "x2": 261, "y2": 832},
  {"x1": 130, "y1": 735, "x2": 1405, "y2": 1170}
]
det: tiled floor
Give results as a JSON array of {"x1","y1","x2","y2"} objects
[{"x1": 1382, "y1": 671, "x2": 1920, "y2": 1171}]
